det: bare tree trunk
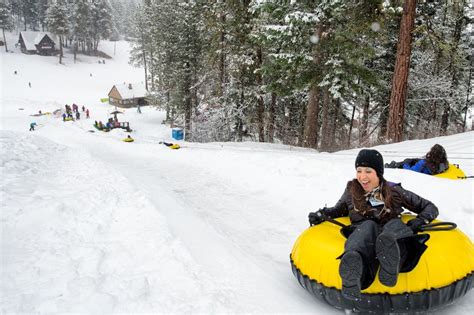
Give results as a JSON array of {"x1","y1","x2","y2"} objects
[
  {"x1": 319, "y1": 88, "x2": 332, "y2": 151},
  {"x1": 218, "y1": 11, "x2": 226, "y2": 96},
  {"x1": 440, "y1": 103, "x2": 450, "y2": 135},
  {"x1": 2, "y1": 28, "x2": 7, "y2": 52},
  {"x1": 267, "y1": 92, "x2": 276, "y2": 143},
  {"x1": 303, "y1": 25, "x2": 323, "y2": 149},
  {"x1": 150, "y1": 51, "x2": 155, "y2": 90},
  {"x1": 143, "y1": 50, "x2": 148, "y2": 91},
  {"x1": 441, "y1": 1, "x2": 464, "y2": 135},
  {"x1": 386, "y1": 0, "x2": 416, "y2": 143},
  {"x1": 74, "y1": 41, "x2": 77, "y2": 63},
  {"x1": 303, "y1": 86, "x2": 321, "y2": 148},
  {"x1": 463, "y1": 58, "x2": 472, "y2": 132},
  {"x1": 348, "y1": 105, "x2": 356, "y2": 147},
  {"x1": 360, "y1": 94, "x2": 369, "y2": 145},
  {"x1": 331, "y1": 98, "x2": 341, "y2": 150},
  {"x1": 58, "y1": 36, "x2": 63, "y2": 64},
  {"x1": 236, "y1": 88, "x2": 245, "y2": 141},
  {"x1": 256, "y1": 47, "x2": 264, "y2": 142},
  {"x1": 166, "y1": 91, "x2": 171, "y2": 120},
  {"x1": 184, "y1": 66, "x2": 193, "y2": 141}
]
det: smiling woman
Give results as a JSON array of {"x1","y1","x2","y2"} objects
[{"x1": 307, "y1": 149, "x2": 440, "y2": 302}]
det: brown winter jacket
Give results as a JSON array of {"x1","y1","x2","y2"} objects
[{"x1": 322, "y1": 180, "x2": 439, "y2": 225}]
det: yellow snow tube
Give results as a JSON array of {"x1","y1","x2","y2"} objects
[
  {"x1": 434, "y1": 163, "x2": 466, "y2": 180},
  {"x1": 123, "y1": 137, "x2": 134, "y2": 142},
  {"x1": 169, "y1": 144, "x2": 180, "y2": 149},
  {"x1": 290, "y1": 215, "x2": 474, "y2": 312}
]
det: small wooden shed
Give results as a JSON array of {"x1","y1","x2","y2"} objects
[
  {"x1": 18, "y1": 31, "x2": 58, "y2": 55},
  {"x1": 108, "y1": 82, "x2": 148, "y2": 108}
]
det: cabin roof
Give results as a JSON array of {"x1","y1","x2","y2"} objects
[
  {"x1": 111, "y1": 82, "x2": 148, "y2": 99},
  {"x1": 20, "y1": 31, "x2": 59, "y2": 51}
]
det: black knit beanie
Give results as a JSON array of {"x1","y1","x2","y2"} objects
[{"x1": 355, "y1": 149, "x2": 384, "y2": 177}]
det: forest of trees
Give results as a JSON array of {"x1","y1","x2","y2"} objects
[
  {"x1": 128, "y1": 0, "x2": 473, "y2": 149},
  {"x1": 0, "y1": 0, "x2": 139, "y2": 60},
  {"x1": 1, "y1": 0, "x2": 472, "y2": 148}
]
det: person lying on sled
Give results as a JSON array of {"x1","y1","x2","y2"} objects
[{"x1": 385, "y1": 144, "x2": 448, "y2": 175}]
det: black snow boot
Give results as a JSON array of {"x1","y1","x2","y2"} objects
[
  {"x1": 339, "y1": 250, "x2": 363, "y2": 300},
  {"x1": 376, "y1": 219, "x2": 413, "y2": 287},
  {"x1": 376, "y1": 232, "x2": 400, "y2": 287}
]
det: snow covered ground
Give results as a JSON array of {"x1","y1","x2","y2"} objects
[{"x1": 1, "y1": 34, "x2": 473, "y2": 314}]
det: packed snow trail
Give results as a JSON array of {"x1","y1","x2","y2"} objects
[{"x1": 37, "y1": 121, "x2": 336, "y2": 313}]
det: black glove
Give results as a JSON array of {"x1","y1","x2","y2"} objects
[
  {"x1": 406, "y1": 217, "x2": 427, "y2": 233},
  {"x1": 308, "y1": 210, "x2": 326, "y2": 226}
]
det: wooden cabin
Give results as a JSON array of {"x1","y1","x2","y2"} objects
[
  {"x1": 108, "y1": 83, "x2": 148, "y2": 108},
  {"x1": 18, "y1": 31, "x2": 58, "y2": 55}
]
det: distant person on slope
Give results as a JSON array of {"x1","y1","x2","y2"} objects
[
  {"x1": 385, "y1": 144, "x2": 449, "y2": 175},
  {"x1": 308, "y1": 149, "x2": 438, "y2": 300},
  {"x1": 29, "y1": 122, "x2": 37, "y2": 131}
]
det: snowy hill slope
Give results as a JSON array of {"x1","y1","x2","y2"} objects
[{"x1": 1, "y1": 36, "x2": 473, "y2": 313}]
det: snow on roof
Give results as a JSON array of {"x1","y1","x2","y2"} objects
[
  {"x1": 113, "y1": 82, "x2": 148, "y2": 99},
  {"x1": 20, "y1": 31, "x2": 59, "y2": 51}
]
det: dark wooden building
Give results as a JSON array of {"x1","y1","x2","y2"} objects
[
  {"x1": 18, "y1": 32, "x2": 58, "y2": 55},
  {"x1": 108, "y1": 83, "x2": 149, "y2": 108}
]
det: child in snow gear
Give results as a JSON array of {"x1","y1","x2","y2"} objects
[
  {"x1": 385, "y1": 144, "x2": 449, "y2": 175},
  {"x1": 308, "y1": 149, "x2": 438, "y2": 300},
  {"x1": 29, "y1": 122, "x2": 37, "y2": 131}
]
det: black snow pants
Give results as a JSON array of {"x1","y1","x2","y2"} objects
[{"x1": 342, "y1": 219, "x2": 415, "y2": 289}]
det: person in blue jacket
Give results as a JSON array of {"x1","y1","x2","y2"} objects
[
  {"x1": 385, "y1": 144, "x2": 448, "y2": 175},
  {"x1": 29, "y1": 122, "x2": 37, "y2": 131}
]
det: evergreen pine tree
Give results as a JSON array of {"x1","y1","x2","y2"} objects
[{"x1": 0, "y1": 0, "x2": 14, "y2": 52}]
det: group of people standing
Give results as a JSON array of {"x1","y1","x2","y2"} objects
[
  {"x1": 308, "y1": 144, "x2": 448, "y2": 300},
  {"x1": 62, "y1": 103, "x2": 90, "y2": 121}
]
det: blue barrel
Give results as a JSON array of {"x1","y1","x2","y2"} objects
[{"x1": 172, "y1": 128, "x2": 184, "y2": 140}]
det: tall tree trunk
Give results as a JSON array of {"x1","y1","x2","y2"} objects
[
  {"x1": 256, "y1": 47, "x2": 264, "y2": 142},
  {"x1": 2, "y1": 28, "x2": 7, "y2": 52},
  {"x1": 441, "y1": 1, "x2": 464, "y2": 135},
  {"x1": 348, "y1": 105, "x2": 356, "y2": 147},
  {"x1": 150, "y1": 51, "x2": 155, "y2": 90},
  {"x1": 319, "y1": 88, "x2": 332, "y2": 151},
  {"x1": 464, "y1": 58, "x2": 472, "y2": 132},
  {"x1": 59, "y1": 36, "x2": 63, "y2": 64},
  {"x1": 184, "y1": 66, "x2": 193, "y2": 141},
  {"x1": 360, "y1": 94, "x2": 370, "y2": 145},
  {"x1": 166, "y1": 91, "x2": 171, "y2": 121},
  {"x1": 143, "y1": 50, "x2": 148, "y2": 91},
  {"x1": 236, "y1": 88, "x2": 245, "y2": 141},
  {"x1": 439, "y1": 103, "x2": 450, "y2": 135},
  {"x1": 331, "y1": 98, "x2": 341, "y2": 149},
  {"x1": 303, "y1": 86, "x2": 321, "y2": 148},
  {"x1": 267, "y1": 92, "x2": 276, "y2": 143},
  {"x1": 386, "y1": 0, "x2": 417, "y2": 143},
  {"x1": 303, "y1": 25, "x2": 323, "y2": 149},
  {"x1": 74, "y1": 41, "x2": 77, "y2": 63},
  {"x1": 218, "y1": 10, "x2": 226, "y2": 96}
]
